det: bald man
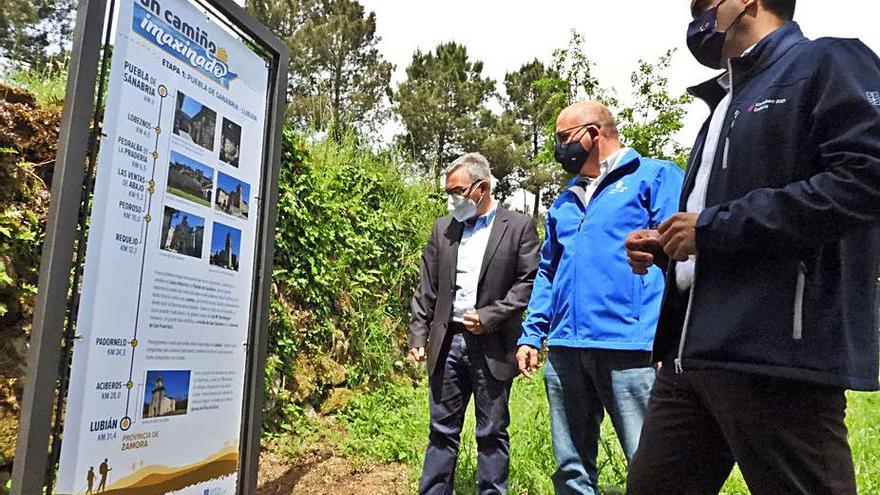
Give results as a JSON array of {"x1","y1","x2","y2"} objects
[{"x1": 516, "y1": 101, "x2": 683, "y2": 495}]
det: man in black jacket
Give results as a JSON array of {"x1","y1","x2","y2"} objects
[
  {"x1": 625, "y1": 1, "x2": 880, "y2": 493},
  {"x1": 409, "y1": 152, "x2": 540, "y2": 495}
]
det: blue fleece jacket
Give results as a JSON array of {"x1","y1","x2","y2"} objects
[{"x1": 519, "y1": 149, "x2": 684, "y2": 351}]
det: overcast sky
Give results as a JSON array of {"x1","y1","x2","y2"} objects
[{"x1": 359, "y1": 0, "x2": 880, "y2": 144}]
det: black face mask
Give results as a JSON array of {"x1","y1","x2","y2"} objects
[
  {"x1": 554, "y1": 125, "x2": 595, "y2": 175},
  {"x1": 687, "y1": 0, "x2": 748, "y2": 70}
]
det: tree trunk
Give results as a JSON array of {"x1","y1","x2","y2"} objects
[
  {"x1": 435, "y1": 138, "x2": 445, "y2": 187},
  {"x1": 531, "y1": 125, "x2": 541, "y2": 218},
  {"x1": 532, "y1": 125, "x2": 539, "y2": 160},
  {"x1": 331, "y1": 61, "x2": 343, "y2": 142},
  {"x1": 532, "y1": 187, "x2": 541, "y2": 218}
]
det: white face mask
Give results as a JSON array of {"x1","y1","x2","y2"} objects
[
  {"x1": 446, "y1": 180, "x2": 486, "y2": 223},
  {"x1": 447, "y1": 193, "x2": 478, "y2": 223}
]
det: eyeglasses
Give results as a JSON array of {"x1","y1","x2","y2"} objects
[
  {"x1": 445, "y1": 179, "x2": 483, "y2": 197},
  {"x1": 555, "y1": 122, "x2": 601, "y2": 144}
]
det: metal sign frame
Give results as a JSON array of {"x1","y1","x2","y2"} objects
[{"x1": 11, "y1": 0, "x2": 288, "y2": 492}]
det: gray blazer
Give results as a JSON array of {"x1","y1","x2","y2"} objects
[{"x1": 409, "y1": 207, "x2": 540, "y2": 381}]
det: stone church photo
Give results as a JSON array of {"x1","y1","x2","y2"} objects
[
  {"x1": 160, "y1": 206, "x2": 205, "y2": 258},
  {"x1": 142, "y1": 370, "x2": 190, "y2": 419},
  {"x1": 173, "y1": 90, "x2": 217, "y2": 152},
  {"x1": 210, "y1": 222, "x2": 242, "y2": 272},
  {"x1": 214, "y1": 172, "x2": 250, "y2": 219}
]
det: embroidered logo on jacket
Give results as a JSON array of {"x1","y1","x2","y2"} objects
[
  {"x1": 866, "y1": 91, "x2": 880, "y2": 106},
  {"x1": 607, "y1": 180, "x2": 628, "y2": 195},
  {"x1": 748, "y1": 98, "x2": 787, "y2": 113}
]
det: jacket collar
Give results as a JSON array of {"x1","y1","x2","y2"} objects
[
  {"x1": 688, "y1": 21, "x2": 807, "y2": 110},
  {"x1": 565, "y1": 147, "x2": 642, "y2": 188}
]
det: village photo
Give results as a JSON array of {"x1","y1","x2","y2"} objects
[
  {"x1": 160, "y1": 206, "x2": 205, "y2": 259},
  {"x1": 210, "y1": 222, "x2": 242, "y2": 272},
  {"x1": 142, "y1": 370, "x2": 190, "y2": 419},
  {"x1": 173, "y1": 90, "x2": 217, "y2": 152},
  {"x1": 214, "y1": 172, "x2": 250, "y2": 219},
  {"x1": 166, "y1": 150, "x2": 214, "y2": 207},
  {"x1": 219, "y1": 117, "x2": 242, "y2": 168}
]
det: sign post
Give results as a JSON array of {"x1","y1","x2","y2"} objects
[{"x1": 11, "y1": 0, "x2": 288, "y2": 493}]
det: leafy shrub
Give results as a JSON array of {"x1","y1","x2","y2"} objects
[{"x1": 264, "y1": 130, "x2": 444, "y2": 428}]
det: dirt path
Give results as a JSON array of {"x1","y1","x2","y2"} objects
[{"x1": 257, "y1": 448, "x2": 411, "y2": 495}]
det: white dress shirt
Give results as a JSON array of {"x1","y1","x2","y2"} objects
[
  {"x1": 676, "y1": 46, "x2": 756, "y2": 292},
  {"x1": 580, "y1": 147, "x2": 631, "y2": 207},
  {"x1": 452, "y1": 202, "x2": 498, "y2": 321},
  {"x1": 675, "y1": 75, "x2": 732, "y2": 292}
]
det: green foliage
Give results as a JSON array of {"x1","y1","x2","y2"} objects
[
  {"x1": 618, "y1": 50, "x2": 694, "y2": 168},
  {"x1": 549, "y1": 31, "x2": 619, "y2": 107},
  {"x1": 338, "y1": 382, "x2": 427, "y2": 467},
  {"x1": 265, "y1": 129, "x2": 444, "y2": 427},
  {"x1": 846, "y1": 392, "x2": 880, "y2": 494},
  {"x1": 469, "y1": 110, "x2": 530, "y2": 203},
  {"x1": 332, "y1": 376, "x2": 880, "y2": 495},
  {"x1": 515, "y1": 32, "x2": 693, "y2": 210},
  {"x1": 0, "y1": 124, "x2": 50, "y2": 406},
  {"x1": 505, "y1": 59, "x2": 568, "y2": 216},
  {"x1": 337, "y1": 376, "x2": 629, "y2": 494},
  {"x1": 1, "y1": 57, "x2": 68, "y2": 109},
  {"x1": 250, "y1": 0, "x2": 392, "y2": 138},
  {"x1": 395, "y1": 42, "x2": 496, "y2": 181},
  {"x1": 0, "y1": 0, "x2": 75, "y2": 66}
]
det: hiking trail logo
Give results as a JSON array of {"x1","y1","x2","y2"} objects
[
  {"x1": 133, "y1": 0, "x2": 238, "y2": 88},
  {"x1": 866, "y1": 91, "x2": 880, "y2": 106}
]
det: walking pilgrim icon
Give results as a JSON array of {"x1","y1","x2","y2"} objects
[{"x1": 85, "y1": 459, "x2": 112, "y2": 492}]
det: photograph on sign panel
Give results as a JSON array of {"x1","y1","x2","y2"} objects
[
  {"x1": 210, "y1": 222, "x2": 242, "y2": 272},
  {"x1": 214, "y1": 172, "x2": 250, "y2": 219},
  {"x1": 173, "y1": 90, "x2": 216, "y2": 152},
  {"x1": 219, "y1": 117, "x2": 242, "y2": 168},
  {"x1": 142, "y1": 370, "x2": 190, "y2": 419},
  {"x1": 160, "y1": 206, "x2": 205, "y2": 258},
  {"x1": 166, "y1": 150, "x2": 214, "y2": 207}
]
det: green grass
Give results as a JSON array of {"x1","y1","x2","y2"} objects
[
  {"x1": 1, "y1": 59, "x2": 69, "y2": 109},
  {"x1": 167, "y1": 187, "x2": 211, "y2": 207},
  {"x1": 335, "y1": 377, "x2": 880, "y2": 494},
  {"x1": 338, "y1": 375, "x2": 627, "y2": 494}
]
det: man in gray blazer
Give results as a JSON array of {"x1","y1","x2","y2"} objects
[{"x1": 409, "y1": 152, "x2": 541, "y2": 495}]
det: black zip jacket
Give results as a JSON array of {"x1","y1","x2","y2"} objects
[{"x1": 654, "y1": 22, "x2": 880, "y2": 391}]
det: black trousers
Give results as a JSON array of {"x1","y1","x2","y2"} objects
[
  {"x1": 419, "y1": 327, "x2": 513, "y2": 495},
  {"x1": 627, "y1": 366, "x2": 856, "y2": 495}
]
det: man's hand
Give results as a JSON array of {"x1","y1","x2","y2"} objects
[
  {"x1": 658, "y1": 212, "x2": 699, "y2": 262},
  {"x1": 408, "y1": 347, "x2": 426, "y2": 362},
  {"x1": 625, "y1": 229, "x2": 663, "y2": 275},
  {"x1": 516, "y1": 345, "x2": 540, "y2": 379},
  {"x1": 463, "y1": 310, "x2": 484, "y2": 335}
]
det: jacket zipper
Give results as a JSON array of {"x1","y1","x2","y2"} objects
[
  {"x1": 793, "y1": 261, "x2": 806, "y2": 340},
  {"x1": 676, "y1": 61, "x2": 736, "y2": 373},
  {"x1": 721, "y1": 109, "x2": 740, "y2": 170},
  {"x1": 674, "y1": 260, "x2": 697, "y2": 374}
]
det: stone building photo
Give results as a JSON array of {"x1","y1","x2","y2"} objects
[
  {"x1": 142, "y1": 370, "x2": 190, "y2": 419},
  {"x1": 173, "y1": 90, "x2": 217, "y2": 151},
  {"x1": 166, "y1": 150, "x2": 215, "y2": 207},
  {"x1": 210, "y1": 222, "x2": 241, "y2": 272},
  {"x1": 219, "y1": 117, "x2": 242, "y2": 168},
  {"x1": 160, "y1": 206, "x2": 205, "y2": 258},
  {"x1": 214, "y1": 171, "x2": 250, "y2": 219}
]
